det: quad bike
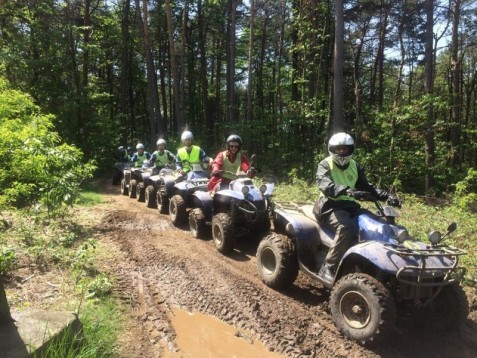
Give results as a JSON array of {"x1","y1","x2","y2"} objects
[
  {"x1": 120, "y1": 162, "x2": 152, "y2": 199},
  {"x1": 189, "y1": 169, "x2": 275, "y2": 253},
  {"x1": 167, "y1": 161, "x2": 211, "y2": 225},
  {"x1": 112, "y1": 162, "x2": 130, "y2": 185},
  {"x1": 256, "y1": 193, "x2": 468, "y2": 344},
  {"x1": 142, "y1": 164, "x2": 180, "y2": 209}
]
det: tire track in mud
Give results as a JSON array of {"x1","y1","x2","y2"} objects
[{"x1": 100, "y1": 209, "x2": 373, "y2": 358}]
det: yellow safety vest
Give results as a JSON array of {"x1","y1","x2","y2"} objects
[
  {"x1": 222, "y1": 151, "x2": 242, "y2": 180},
  {"x1": 178, "y1": 146, "x2": 200, "y2": 172}
]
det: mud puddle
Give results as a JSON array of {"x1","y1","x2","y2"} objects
[{"x1": 165, "y1": 308, "x2": 284, "y2": 358}]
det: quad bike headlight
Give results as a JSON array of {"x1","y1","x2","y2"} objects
[
  {"x1": 428, "y1": 230, "x2": 442, "y2": 245},
  {"x1": 396, "y1": 228, "x2": 410, "y2": 244},
  {"x1": 259, "y1": 184, "x2": 267, "y2": 194},
  {"x1": 241, "y1": 186, "x2": 250, "y2": 195}
]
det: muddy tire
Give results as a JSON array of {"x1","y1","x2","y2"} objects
[
  {"x1": 415, "y1": 283, "x2": 469, "y2": 331},
  {"x1": 157, "y1": 190, "x2": 169, "y2": 214},
  {"x1": 145, "y1": 186, "x2": 156, "y2": 208},
  {"x1": 330, "y1": 273, "x2": 396, "y2": 344},
  {"x1": 189, "y1": 208, "x2": 207, "y2": 239},
  {"x1": 137, "y1": 182, "x2": 145, "y2": 202},
  {"x1": 212, "y1": 213, "x2": 235, "y2": 254},
  {"x1": 169, "y1": 195, "x2": 186, "y2": 226},
  {"x1": 129, "y1": 179, "x2": 137, "y2": 199},
  {"x1": 256, "y1": 233, "x2": 298, "y2": 289},
  {"x1": 120, "y1": 178, "x2": 128, "y2": 196}
]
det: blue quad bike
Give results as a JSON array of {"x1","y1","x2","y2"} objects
[
  {"x1": 256, "y1": 193, "x2": 469, "y2": 344},
  {"x1": 167, "y1": 161, "x2": 211, "y2": 226},
  {"x1": 142, "y1": 165, "x2": 180, "y2": 209},
  {"x1": 189, "y1": 171, "x2": 275, "y2": 254},
  {"x1": 121, "y1": 162, "x2": 153, "y2": 200}
]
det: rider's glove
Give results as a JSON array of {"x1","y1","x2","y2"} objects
[
  {"x1": 387, "y1": 195, "x2": 402, "y2": 208},
  {"x1": 346, "y1": 188, "x2": 367, "y2": 200},
  {"x1": 247, "y1": 167, "x2": 256, "y2": 177},
  {"x1": 212, "y1": 170, "x2": 221, "y2": 177}
]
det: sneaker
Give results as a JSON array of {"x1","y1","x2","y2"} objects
[{"x1": 318, "y1": 263, "x2": 335, "y2": 283}]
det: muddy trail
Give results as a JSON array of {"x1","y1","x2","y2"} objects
[{"x1": 93, "y1": 179, "x2": 477, "y2": 357}]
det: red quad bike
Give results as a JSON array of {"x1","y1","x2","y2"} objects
[{"x1": 256, "y1": 192, "x2": 469, "y2": 344}]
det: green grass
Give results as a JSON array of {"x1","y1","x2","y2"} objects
[{"x1": 76, "y1": 181, "x2": 105, "y2": 206}]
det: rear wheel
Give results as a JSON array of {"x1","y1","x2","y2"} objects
[
  {"x1": 330, "y1": 273, "x2": 396, "y2": 344},
  {"x1": 169, "y1": 195, "x2": 186, "y2": 226},
  {"x1": 145, "y1": 186, "x2": 156, "y2": 208},
  {"x1": 212, "y1": 213, "x2": 235, "y2": 254},
  {"x1": 136, "y1": 182, "x2": 145, "y2": 202},
  {"x1": 256, "y1": 233, "x2": 298, "y2": 289},
  {"x1": 189, "y1": 208, "x2": 207, "y2": 239},
  {"x1": 157, "y1": 190, "x2": 169, "y2": 214},
  {"x1": 128, "y1": 179, "x2": 137, "y2": 199},
  {"x1": 120, "y1": 178, "x2": 128, "y2": 195}
]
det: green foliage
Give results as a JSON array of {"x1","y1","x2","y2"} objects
[
  {"x1": 272, "y1": 168, "x2": 319, "y2": 203},
  {"x1": 0, "y1": 78, "x2": 96, "y2": 216},
  {"x1": 453, "y1": 168, "x2": 477, "y2": 212},
  {"x1": 0, "y1": 247, "x2": 15, "y2": 276}
]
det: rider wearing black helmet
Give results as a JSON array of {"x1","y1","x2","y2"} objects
[
  {"x1": 208, "y1": 134, "x2": 255, "y2": 191},
  {"x1": 314, "y1": 132, "x2": 391, "y2": 283}
]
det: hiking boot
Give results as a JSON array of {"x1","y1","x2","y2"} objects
[{"x1": 318, "y1": 263, "x2": 335, "y2": 283}]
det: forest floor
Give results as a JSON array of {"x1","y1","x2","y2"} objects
[{"x1": 7, "y1": 178, "x2": 477, "y2": 357}]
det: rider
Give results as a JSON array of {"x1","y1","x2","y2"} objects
[
  {"x1": 314, "y1": 132, "x2": 391, "y2": 283},
  {"x1": 112, "y1": 146, "x2": 130, "y2": 185},
  {"x1": 130, "y1": 143, "x2": 152, "y2": 168},
  {"x1": 176, "y1": 131, "x2": 210, "y2": 176},
  {"x1": 114, "y1": 146, "x2": 130, "y2": 162},
  {"x1": 208, "y1": 134, "x2": 255, "y2": 191},
  {"x1": 149, "y1": 139, "x2": 177, "y2": 174}
]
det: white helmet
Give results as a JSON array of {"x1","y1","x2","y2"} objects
[
  {"x1": 136, "y1": 143, "x2": 145, "y2": 150},
  {"x1": 181, "y1": 131, "x2": 193, "y2": 143},
  {"x1": 156, "y1": 139, "x2": 166, "y2": 146},
  {"x1": 328, "y1": 132, "x2": 355, "y2": 166}
]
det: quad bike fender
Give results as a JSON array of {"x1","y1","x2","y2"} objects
[
  {"x1": 273, "y1": 208, "x2": 319, "y2": 255},
  {"x1": 214, "y1": 189, "x2": 244, "y2": 202},
  {"x1": 191, "y1": 191, "x2": 213, "y2": 220},
  {"x1": 341, "y1": 241, "x2": 456, "y2": 276}
]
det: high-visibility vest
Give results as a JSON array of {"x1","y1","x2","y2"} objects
[
  {"x1": 222, "y1": 151, "x2": 241, "y2": 180},
  {"x1": 152, "y1": 151, "x2": 171, "y2": 167},
  {"x1": 322, "y1": 156, "x2": 358, "y2": 202},
  {"x1": 135, "y1": 153, "x2": 148, "y2": 167},
  {"x1": 178, "y1": 146, "x2": 200, "y2": 172}
]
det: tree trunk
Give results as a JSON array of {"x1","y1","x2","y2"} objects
[
  {"x1": 333, "y1": 0, "x2": 344, "y2": 132},
  {"x1": 246, "y1": 0, "x2": 255, "y2": 122},
  {"x1": 120, "y1": 0, "x2": 132, "y2": 145},
  {"x1": 197, "y1": 0, "x2": 212, "y2": 138},
  {"x1": 165, "y1": 0, "x2": 184, "y2": 133},
  {"x1": 424, "y1": 0, "x2": 435, "y2": 192},
  {"x1": 226, "y1": 0, "x2": 238, "y2": 123},
  {"x1": 450, "y1": 0, "x2": 461, "y2": 167}
]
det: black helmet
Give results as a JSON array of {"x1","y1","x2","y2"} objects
[
  {"x1": 127, "y1": 146, "x2": 134, "y2": 153},
  {"x1": 226, "y1": 134, "x2": 242, "y2": 151}
]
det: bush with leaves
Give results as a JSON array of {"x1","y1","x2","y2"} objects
[
  {"x1": 453, "y1": 168, "x2": 477, "y2": 212},
  {"x1": 0, "y1": 77, "x2": 95, "y2": 215}
]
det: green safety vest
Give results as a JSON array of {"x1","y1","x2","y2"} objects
[
  {"x1": 222, "y1": 151, "x2": 241, "y2": 180},
  {"x1": 178, "y1": 146, "x2": 200, "y2": 172},
  {"x1": 325, "y1": 156, "x2": 358, "y2": 202},
  {"x1": 152, "y1": 151, "x2": 170, "y2": 168},
  {"x1": 135, "y1": 153, "x2": 148, "y2": 167}
]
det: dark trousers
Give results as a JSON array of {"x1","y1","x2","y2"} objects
[{"x1": 323, "y1": 209, "x2": 358, "y2": 270}]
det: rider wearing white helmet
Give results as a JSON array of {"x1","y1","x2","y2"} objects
[
  {"x1": 176, "y1": 130, "x2": 210, "y2": 175},
  {"x1": 314, "y1": 132, "x2": 391, "y2": 283},
  {"x1": 207, "y1": 134, "x2": 254, "y2": 191},
  {"x1": 149, "y1": 138, "x2": 177, "y2": 174},
  {"x1": 130, "y1": 143, "x2": 152, "y2": 168}
]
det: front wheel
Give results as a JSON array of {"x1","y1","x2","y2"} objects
[
  {"x1": 145, "y1": 186, "x2": 156, "y2": 208},
  {"x1": 156, "y1": 189, "x2": 169, "y2": 214},
  {"x1": 415, "y1": 283, "x2": 469, "y2": 331},
  {"x1": 189, "y1": 208, "x2": 208, "y2": 239},
  {"x1": 256, "y1": 233, "x2": 298, "y2": 289},
  {"x1": 128, "y1": 179, "x2": 137, "y2": 199},
  {"x1": 330, "y1": 273, "x2": 396, "y2": 344},
  {"x1": 169, "y1": 195, "x2": 186, "y2": 226},
  {"x1": 136, "y1": 182, "x2": 145, "y2": 202},
  {"x1": 212, "y1": 213, "x2": 235, "y2": 254}
]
